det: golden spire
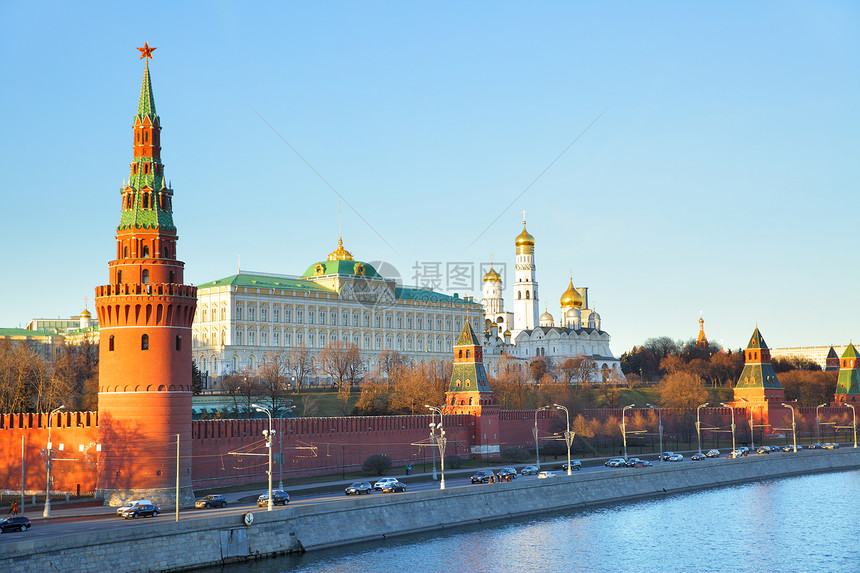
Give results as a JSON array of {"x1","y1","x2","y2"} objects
[
  {"x1": 483, "y1": 255, "x2": 501, "y2": 282},
  {"x1": 327, "y1": 237, "x2": 354, "y2": 261}
]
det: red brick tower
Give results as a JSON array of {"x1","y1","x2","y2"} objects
[
  {"x1": 444, "y1": 323, "x2": 500, "y2": 458},
  {"x1": 94, "y1": 44, "x2": 197, "y2": 506}
]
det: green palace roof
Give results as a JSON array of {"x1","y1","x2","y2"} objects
[
  {"x1": 841, "y1": 344, "x2": 859, "y2": 359},
  {"x1": 0, "y1": 328, "x2": 58, "y2": 337},
  {"x1": 196, "y1": 273, "x2": 335, "y2": 293},
  {"x1": 746, "y1": 327, "x2": 768, "y2": 349},
  {"x1": 395, "y1": 286, "x2": 481, "y2": 306}
]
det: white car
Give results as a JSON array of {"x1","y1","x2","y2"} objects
[
  {"x1": 373, "y1": 477, "x2": 399, "y2": 490},
  {"x1": 116, "y1": 500, "x2": 153, "y2": 517},
  {"x1": 537, "y1": 471, "x2": 557, "y2": 479}
]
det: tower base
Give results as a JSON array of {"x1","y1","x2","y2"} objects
[{"x1": 98, "y1": 485, "x2": 196, "y2": 509}]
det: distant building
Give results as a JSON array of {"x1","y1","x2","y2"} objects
[
  {"x1": 480, "y1": 217, "x2": 623, "y2": 381},
  {"x1": 770, "y1": 345, "x2": 854, "y2": 370}
]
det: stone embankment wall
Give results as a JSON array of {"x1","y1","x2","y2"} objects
[{"x1": 2, "y1": 449, "x2": 858, "y2": 572}]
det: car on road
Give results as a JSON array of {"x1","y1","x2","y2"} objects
[
  {"x1": 767, "y1": 446, "x2": 782, "y2": 453},
  {"x1": 562, "y1": 460, "x2": 582, "y2": 471},
  {"x1": 756, "y1": 446, "x2": 771, "y2": 455},
  {"x1": 630, "y1": 459, "x2": 652, "y2": 467},
  {"x1": 823, "y1": 443, "x2": 840, "y2": 449},
  {"x1": 730, "y1": 449, "x2": 747, "y2": 458},
  {"x1": 381, "y1": 480, "x2": 406, "y2": 493},
  {"x1": 345, "y1": 482, "x2": 373, "y2": 495},
  {"x1": 520, "y1": 465, "x2": 540, "y2": 475},
  {"x1": 706, "y1": 449, "x2": 721, "y2": 458},
  {"x1": 537, "y1": 471, "x2": 557, "y2": 479},
  {"x1": 807, "y1": 443, "x2": 822, "y2": 449},
  {"x1": 121, "y1": 503, "x2": 160, "y2": 519},
  {"x1": 692, "y1": 452, "x2": 707, "y2": 461},
  {"x1": 605, "y1": 458, "x2": 626, "y2": 467},
  {"x1": 0, "y1": 517, "x2": 31, "y2": 533},
  {"x1": 624, "y1": 458, "x2": 643, "y2": 467},
  {"x1": 471, "y1": 470, "x2": 496, "y2": 484},
  {"x1": 374, "y1": 478, "x2": 400, "y2": 490},
  {"x1": 116, "y1": 499, "x2": 153, "y2": 517},
  {"x1": 667, "y1": 454, "x2": 684, "y2": 462},
  {"x1": 497, "y1": 467, "x2": 518, "y2": 479},
  {"x1": 257, "y1": 490, "x2": 290, "y2": 506},
  {"x1": 782, "y1": 444, "x2": 802, "y2": 452},
  {"x1": 195, "y1": 494, "x2": 227, "y2": 509},
  {"x1": 659, "y1": 452, "x2": 675, "y2": 461}
]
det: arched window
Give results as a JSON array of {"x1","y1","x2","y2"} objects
[
  {"x1": 175, "y1": 335, "x2": 182, "y2": 351},
  {"x1": 525, "y1": 291, "x2": 530, "y2": 299},
  {"x1": 123, "y1": 246, "x2": 129, "y2": 258},
  {"x1": 109, "y1": 335, "x2": 115, "y2": 351},
  {"x1": 518, "y1": 291, "x2": 521, "y2": 299},
  {"x1": 142, "y1": 269, "x2": 150, "y2": 284},
  {"x1": 141, "y1": 334, "x2": 149, "y2": 350},
  {"x1": 169, "y1": 271, "x2": 174, "y2": 283},
  {"x1": 117, "y1": 270, "x2": 122, "y2": 283},
  {"x1": 142, "y1": 245, "x2": 150, "y2": 258}
]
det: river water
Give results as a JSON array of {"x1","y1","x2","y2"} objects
[{"x1": 204, "y1": 469, "x2": 860, "y2": 573}]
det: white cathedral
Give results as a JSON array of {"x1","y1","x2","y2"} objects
[{"x1": 480, "y1": 219, "x2": 624, "y2": 382}]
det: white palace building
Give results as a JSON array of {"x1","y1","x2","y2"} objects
[{"x1": 191, "y1": 238, "x2": 483, "y2": 382}]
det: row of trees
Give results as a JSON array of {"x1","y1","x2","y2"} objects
[{"x1": 0, "y1": 339, "x2": 98, "y2": 413}]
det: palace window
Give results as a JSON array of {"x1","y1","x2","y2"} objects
[
  {"x1": 142, "y1": 270, "x2": 150, "y2": 284},
  {"x1": 141, "y1": 334, "x2": 149, "y2": 350},
  {"x1": 248, "y1": 306, "x2": 256, "y2": 321},
  {"x1": 308, "y1": 309, "x2": 315, "y2": 324},
  {"x1": 284, "y1": 308, "x2": 291, "y2": 323},
  {"x1": 235, "y1": 305, "x2": 243, "y2": 320},
  {"x1": 261, "y1": 307, "x2": 268, "y2": 322},
  {"x1": 407, "y1": 316, "x2": 413, "y2": 329},
  {"x1": 375, "y1": 314, "x2": 381, "y2": 328},
  {"x1": 273, "y1": 307, "x2": 280, "y2": 322},
  {"x1": 386, "y1": 315, "x2": 393, "y2": 329},
  {"x1": 296, "y1": 309, "x2": 303, "y2": 324}
]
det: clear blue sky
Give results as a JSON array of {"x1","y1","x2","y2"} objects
[{"x1": 2, "y1": 1, "x2": 858, "y2": 355}]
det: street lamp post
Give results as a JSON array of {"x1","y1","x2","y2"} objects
[
  {"x1": 621, "y1": 404, "x2": 635, "y2": 461},
  {"x1": 425, "y1": 405, "x2": 438, "y2": 480},
  {"x1": 553, "y1": 404, "x2": 573, "y2": 476},
  {"x1": 845, "y1": 403, "x2": 857, "y2": 448},
  {"x1": 816, "y1": 403, "x2": 827, "y2": 445},
  {"x1": 696, "y1": 402, "x2": 709, "y2": 454},
  {"x1": 252, "y1": 403, "x2": 274, "y2": 511},
  {"x1": 43, "y1": 405, "x2": 65, "y2": 518},
  {"x1": 534, "y1": 405, "x2": 550, "y2": 469},
  {"x1": 721, "y1": 403, "x2": 736, "y2": 457},
  {"x1": 782, "y1": 403, "x2": 797, "y2": 453},
  {"x1": 426, "y1": 405, "x2": 446, "y2": 489},
  {"x1": 647, "y1": 403, "x2": 663, "y2": 461}
]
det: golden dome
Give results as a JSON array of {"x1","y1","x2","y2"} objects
[
  {"x1": 80, "y1": 308, "x2": 92, "y2": 318},
  {"x1": 483, "y1": 264, "x2": 501, "y2": 283},
  {"x1": 560, "y1": 278, "x2": 583, "y2": 309},
  {"x1": 327, "y1": 237, "x2": 354, "y2": 261},
  {"x1": 515, "y1": 223, "x2": 535, "y2": 248}
]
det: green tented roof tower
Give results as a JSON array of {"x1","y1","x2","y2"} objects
[
  {"x1": 734, "y1": 326, "x2": 785, "y2": 403},
  {"x1": 445, "y1": 322, "x2": 500, "y2": 458},
  {"x1": 834, "y1": 343, "x2": 860, "y2": 404}
]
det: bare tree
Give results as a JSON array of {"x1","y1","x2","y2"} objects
[
  {"x1": 288, "y1": 344, "x2": 314, "y2": 394},
  {"x1": 319, "y1": 342, "x2": 360, "y2": 390},
  {"x1": 218, "y1": 370, "x2": 263, "y2": 418},
  {"x1": 258, "y1": 355, "x2": 293, "y2": 415},
  {"x1": 659, "y1": 371, "x2": 708, "y2": 410},
  {"x1": 376, "y1": 350, "x2": 405, "y2": 390}
]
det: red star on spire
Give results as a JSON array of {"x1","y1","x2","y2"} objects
[{"x1": 137, "y1": 42, "x2": 156, "y2": 60}]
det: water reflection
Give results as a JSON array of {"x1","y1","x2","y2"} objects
[{"x1": 201, "y1": 470, "x2": 860, "y2": 573}]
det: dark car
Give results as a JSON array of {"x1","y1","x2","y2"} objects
[
  {"x1": 497, "y1": 467, "x2": 518, "y2": 479},
  {"x1": 257, "y1": 490, "x2": 290, "y2": 507},
  {"x1": 471, "y1": 470, "x2": 495, "y2": 484},
  {"x1": 195, "y1": 494, "x2": 227, "y2": 509},
  {"x1": 121, "y1": 503, "x2": 160, "y2": 519},
  {"x1": 381, "y1": 480, "x2": 406, "y2": 493},
  {"x1": 706, "y1": 449, "x2": 721, "y2": 458},
  {"x1": 0, "y1": 517, "x2": 31, "y2": 533},
  {"x1": 520, "y1": 465, "x2": 540, "y2": 475},
  {"x1": 624, "y1": 458, "x2": 643, "y2": 467},
  {"x1": 659, "y1": 452, "x2": 675, "y2": 461},
  {"x1": 345, "y1": 482, "x2": 373, "y2": 495},
  {"x1": 562, "y1": 460, "x2": 582, "y2": 471},
  {"x1": 691, "y1": 452, "x2": 707, "y2": 461},
  {"x1": 631, "y1": 459, "x2": 652, "y2": 467},
  {"x1": 756, "y1": 446, "x2": 771, "y2": 455}
]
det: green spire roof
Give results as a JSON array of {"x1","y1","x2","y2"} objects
[
  {"x1": 841, "y1": 343, "x2": 858, "y2": 359},
  {"x1": 137, "y1": 61, "x2": 157, "y2": 121},
  {"x1": 455, "y1": 323, "x2": 481, "y2": 346},
  {"x1": 746, "y1": 327, "x2": 768, "y2": 350}
]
